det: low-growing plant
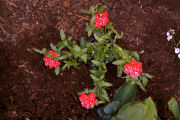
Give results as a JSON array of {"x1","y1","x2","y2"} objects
[{"x1": 33, "y1": 4, "x2": 152, "y2": 109}]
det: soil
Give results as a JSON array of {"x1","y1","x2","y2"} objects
[{"x1": 0, "y1": 0, "x2": 180, "y2": 120}]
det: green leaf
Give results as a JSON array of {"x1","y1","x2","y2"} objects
[
  {"x1": 90, "y1": 74, "x2": 99, "y2": 81},
  {"x1": 33, "y1": 48, "x2": 44, "y2": 54},
  {"x1": 97, "y1": 5, "x2": 107, "y2": 13},
  {"x1": 132, "y1": 51, "x2": 140, "y2": 61},
  {"x1": 112, "y1": 60, "x2": 126, "y2": 65},
  {"x1": 91, "y1": 60, "x2": 101, "y2": 66},
  {"x1": 142, "y1": 73, "x2": 153, "y2": 78},
  {"x1": 80, "y1": 37, "x2": 87, "y2": 49},
  {"x1": 168, "y1": 97, "x2": 180, "y2": 120},
  {"x1": 94, "y1": 34, "x2": 104, "y2": 42},
  {"x1": 101, "y1": 81, "x2": 112, "y2": 87},
  {"x1": 80, "y1": 9, "x2": 91, "y2": 14},
  {"x1": 112, "y1": 97, "x2": 157, "y2": 120},
  {"x1": 60, "y1": 29, "x2": 66, "y2": 40},
  {"x1": 117, "y1": 66, "x2": 123, "y2": 77},
  {"x1": 104, "y1": 101, "x2": 121, "y2": 115},
  {"x1": 100, "y1": 88, "x2": 109, "y2": 102},
  {"x1": 136, "y1": 81, "x2": 146, "y2": 92},
  {"x1": 116, "y1": 32, "x2": 123, "y2": 39},
  {"x1": 140, "y1": 76, "x2": 148, "y2": 87},
  {"x1": 113, "y1": 81, "x2": 136, "y2": 107},
  {"x1": 50, "y1": 43, "x2": 57, "y2": 51},
  {"x1": 55, "y1": 66, "x2": 60, "y2": 75},
  {"x1": 86, "y1": 25, "x2": 93, "y2": 37},
  {"x1": 80, "y1": 54, "x2": 87, "y2": 63}
]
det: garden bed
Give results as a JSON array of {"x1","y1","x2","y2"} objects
[{"x1": 0, "y1": 0, "x2": 180, "y2": 120}]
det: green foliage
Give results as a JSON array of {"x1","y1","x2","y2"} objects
[
  {"x1": 168, "y1": 97, "x2": 180, "y2": 120},
  {"x1": 111, "y1": 97, "x2": 157, "y2": 120}
]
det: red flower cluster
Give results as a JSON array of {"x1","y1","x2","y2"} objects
[
  {"x1": 124, "y1": 60, "x2": 143, "y2": 78},
  {"x1": 79, "y1": 92, "x2": 98, "y2": 109},
  {"x1": 94, "y1": 12, "x2": 109, "y2": 28},
  {"x1": 43, "y1": 50, "x2": 60, "y2": 68}
]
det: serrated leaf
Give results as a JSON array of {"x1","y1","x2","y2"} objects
[
  {"x1": 136, "y1": 81, "x2": 146, "y2": 92},
  {"x1": 168, "y1": 97, "x2": 180, "y2": 120},
  {"x1": 33, "y1": 48, "x2": 44, "y2": 54},
  {"x1": 94, "y1": 34, "x2": 103, "y2": 42},
  {"x1": 142, "y1": 73, "x2": 153, "y2": 78},
  {"x1": 85, "y1": 25, "x2": 93, "y2": 37},
  {"x1": 90, "y1": 74, "x2": 99, "y2": 81},
  {"x1": 101, "y1": 81, "x2": 112, "y2": 87},
  {"x1": 97, "y1": 5, "x2": 107, "y2": 13},
  {"x1": 140, "y1": 76, "x2": 148, "y2": 87},
  {"x1": 80, "y1": 37, "x2": 87, "y2": 49},
  {"x1": 80, "y1": 54, "x2": 87, "y2": 63},
  {"x1": 100, "y1": 88, "x2": 109, "y2": 102},
  {"x1": 112, "y1": 60, "x2": 125, "y2": 65},
  {"x1": 50, "y1": 43, "x2": 57, "y2": 51},
  {"x1": 91, "y1": 60, "x2": 101, "y2": 66},
  {"x1": 80, "y1": 9, "x2": 91, "y2": 14},
  {"x1": 55, "y1": 66, "x2": 60, "y2": 75},
  {"x1": 60, "y1": 29, "x2": 66, "y2": 40},
  {"x1": 132, "y1": 51, "x2": 140, "y2": 61},
  {"x1": 117, "y1": 66, "x2": 123, "y2": 77},
  {"x1": 116, "y1": 32, "x2": 123, "y2": 39}
]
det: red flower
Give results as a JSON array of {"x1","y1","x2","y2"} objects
[
  {"x1": 124, "y1": 60, "x2": 143, "y2": 78},
  {"x1": 43, "y1": 50, "x2": 60, "y2": 68},
  {"x1": 94, "y1": 12, "x2": 109, "y2": 28},
  {"x1": 79, "y1": 92, "x2": 98, "y2": 109}
]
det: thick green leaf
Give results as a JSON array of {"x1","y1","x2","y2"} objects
[
  {"x1": 168, "y1": 97, "x2": 180, "y2": 120},
  {"x1": 117, "y1": 66, "x2": 123, "y2": 78},
  {"x1": 104, "y1": 101, "x2": 121, "y2": 115},
  {"x1": 60, "y1": 29, "x2": 66, "y2": 40},
  {"x1": 50, "y1": 43, "x2": 57, "y2": 51},
  {"x1": 142, "y1": 97, "x2": 158, "y2": 120},
  {"x1": 112, "y1": 97, "x2": 157, "y2": 120},
  {"x1": 113, "y1": 81, "x2": 136, "y2": 107}
]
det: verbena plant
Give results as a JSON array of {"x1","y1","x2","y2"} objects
[{"x1": 33, "y1": 5, "x2": 152, "y2": 108}]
